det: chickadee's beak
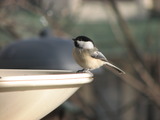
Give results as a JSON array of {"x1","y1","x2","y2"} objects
[{"x1": 72, "y1": 38, "x2": 76, "y2": 41}]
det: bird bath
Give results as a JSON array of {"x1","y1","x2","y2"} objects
[{"x1": 0, "y1": 69, "x2": 93, "y2": 120}]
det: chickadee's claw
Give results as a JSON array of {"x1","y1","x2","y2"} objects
[
  {"x1": 76, "y1": 70, "x2": 82, "y2": 73},
  {"x1": 76, "y1": 69, "x2": 91, "y2": 73}
]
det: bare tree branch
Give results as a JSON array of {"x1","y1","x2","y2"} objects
[{"x1": 105, "y1": 0, "x2": 160, "y2": 107}]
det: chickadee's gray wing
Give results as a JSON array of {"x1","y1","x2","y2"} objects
[
  {"x1": 90, "y1": 50, "x2": 108, "y2": 62},
  {"x1": 90, "y1": 50, "x2": 125, "y2": 74}
]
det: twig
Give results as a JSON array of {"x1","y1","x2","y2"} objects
[{"x1": 106, "y1": 0, "x2": 160, "y2": 107}]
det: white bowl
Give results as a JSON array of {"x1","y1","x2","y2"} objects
[{"x1": 0, "y1": 69, "x2": 93, "y2": 120}]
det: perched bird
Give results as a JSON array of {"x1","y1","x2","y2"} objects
[{"x1": 72, "y1": 36, "x2": 125, "y2": 74}]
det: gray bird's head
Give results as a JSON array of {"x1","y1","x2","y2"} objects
[{"x1": 72, "y1": 36, "x2": 95, "y2": 49}]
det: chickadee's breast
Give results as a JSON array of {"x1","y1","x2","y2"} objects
[{"x1": 73, "y1": 48, "x2": 105, "y2": 69}]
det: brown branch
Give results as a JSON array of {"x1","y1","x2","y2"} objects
[
  {"x1": 108, "y1": 0, "x2": 145, "y2": 66},
  {"x1": 106, "y1": 0, "x2": 160, "y2": 107},
  {"x1": 111, "y1": 71, "x2": 160, "y2": 108}
]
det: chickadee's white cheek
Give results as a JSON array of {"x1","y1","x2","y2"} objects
[
  {"x1": 78, "y1": 41, "x2": 94, "y2": 49},
  {"x1": 84, "y1": 42, "x2": 94, "y2": 49}
]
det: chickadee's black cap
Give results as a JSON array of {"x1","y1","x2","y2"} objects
[{"x1": 72, "y1": 36, "x2": 93, "y2": 42}]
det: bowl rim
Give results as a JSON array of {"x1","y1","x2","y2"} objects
[{"x1": 0, "y1": 69, "x2": 93, "y2": 89}]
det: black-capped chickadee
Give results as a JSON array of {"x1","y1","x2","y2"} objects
[{"x1": 72, "y1": 36, "x2": 125, "y2": 74}]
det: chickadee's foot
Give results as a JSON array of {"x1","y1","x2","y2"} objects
[{"x1": 77, "y1": 69, "x2": 91, "y2": 73}]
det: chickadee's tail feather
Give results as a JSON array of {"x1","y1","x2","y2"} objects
[{"x1": 104, "y1": 62, "x2": 125, "y2": 74}]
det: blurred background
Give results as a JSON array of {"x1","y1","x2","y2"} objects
[{"x1": 0, "y1": 0, "x2": 159, "y2": 120}]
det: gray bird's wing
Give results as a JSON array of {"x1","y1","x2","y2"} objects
[{"x1": 90, "y1": 50, "x2": 108, "y2": 62}]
